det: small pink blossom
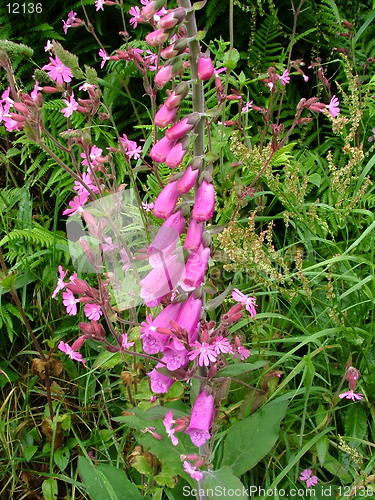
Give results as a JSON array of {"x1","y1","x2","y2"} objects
[
  {"x1": 74, "y1": 172, "x2": 100, "y2": 196},
  {"x1": 232, "y1": 288, "x2": 257, "y2": 317},
  {"x1": 142, "y1": 201, "x2": 155, "y2": 212},
  {"x1": 58, "y1": 341, "x2": 86, "y2": 364},
  {"x1": 101, "y1": 236, "x2": 118, "y2": 253},
  {"x1": 31, "y1": 80, "x2": 40, "y2": 101},
  {"x1": 129, "y1": 6, "x2": 142, "y2": 28},
  {"x1": 339, "y1": 390, "x2": 364, "y2": 401},
  {"x1": 120, "y1": 134, "x2": 142, "y2": 159},
  {"x1": 279, "y1": 69, "x2": 290, "y2": 86},
  {"x1": 121, "y1": 333, "x2": 135, "y2": 349},
  {"x1": 188, "y1": 342, "x2": 218, "y2": 367},
  {"x1": 84, "y1": 303, "x2": 103, "y2": 321},
  {"x1": 81, "y1": 145, "x2": 103, "y2": 168},
  {"x1": 44, "y1": 40, "x2": 53, "y2": 52},
  {"x1": 212, "y1": 336, "x2": 232, "y2": 354},
  {"x1": 241, "y1": 101, "x2": 253, "y2": 113},
  {"x1": 62, "y1": 289, "x2": 78, "y2": 315},
  {"x1": 183, "y1": 461, "x2": 204, "y2": 481},
  {"x1": 120, "y1": 248, "x2": 133, "y2": 272},
  {"x1": 326, "y1": 95, "x2": 340, "y2": 117},
  {"x1": 62, "y1": 10, "x2": 77, "y2": 35},
  {"x1": 95, "y1": 0, "x2": 105, "y2": 11},
  {"x1": 62, "y1": 192, "x2": 89, "y2": 217},
  {"x1": 145, "y1": 50, "x2": 158, "y2": 71},
  {"x1": 61, "y1": 93, "x2": 78, "y2": 118},
  {"x1": 163, "y1": 410, "x2": 179, "y2": 446},
  {"x1": 42, "y1": 56, "x2": 73, "y2": 85},
  {"x1": 52, "y1": 265, "x2": 68, "y2": 298},
  {"x1": 99, "y1": 49, "x2": 110, "y2": 69},
  {"x1": 299, "y1": 469, "x2": 318, "y2": 488}
]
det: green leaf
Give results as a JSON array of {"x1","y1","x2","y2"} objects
[
  {"x1": 223, "y1": 48, "x2": 240, "y2": 70},
  {"x1": 42, "y1": 478, "x2": 58, "y2": 500},
  {"x1": 215, "y1": 361, "x2": 268, "y2": 378},
  {"x1": 78, "y1": 457, "x2": 148, "y2": 500},
  {"x1": 323, "y1": 455, "x2": 351, "y2": 482},
  {"x1": 201, "y1": 466, "x2": 248, "y2": 499},
  {"x1": 221, "y1": 399, "x2": 288, "y2": 476},
  {"x1": 6, "y1": 148, "x2": 21, "y2": 158},
  {"x1": 24, "y1": 445, "x2": 38, "y2": 462},
  {"x1": 193, "y1": 0, "x2": 207, "y2": 9},
  {"x1": 315, "y1": 435, "x2": 329, "y2": 466},
  {"x1": 93, "y1": 351, "x2": 123, "y2": 369},
  {"x1": 354, "y1": 10, "x2": 375, "y2": 43},
  {"x1": 154, "y1": 463, "x2": 178, "y2": 488},
  {"x1": 131, "y1": 455, "x2": 153, "y2": 476},
  {"x1": 54, "y1": 447, "x2": 70, "y2": 471},
  {"x1": 344, "y1": 403, "x2": 367, "y2": 449}
]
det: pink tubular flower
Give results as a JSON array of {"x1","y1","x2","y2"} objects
[
  {"x1": 154, "y1": 64, "x2": 174, "y2": 88},
  {"x1": 62, "y1": 289, "x2": 78, "y2": 316},
  {"x1": 148, "y1": 364, "x2": 175, "y2": 393},
  {"x1": 192, "y1": 180, "x2": 215, "y2": 222},
  {"x1": 153, "y1": 180, "x2": 180, "y2": 219},
  {"x1": 183, "y1": 461, "x2": 204, "y2": 481},
  {"x1": 232, "y1": 288, "x2": 257, "y2": 318},
  {"x1": 326, "y1": 95, "x2": 340, "y2": 117},
  {"x1": 149, "y1": 210, "x2": 185, "y2": 265},
  {"x1": 146, "y1": 29, "x2": 170, "y2": 47},
  {"x1": 197, "y1": 56, "x2": 215, "y2": 81},
  {"x1": 42, "y1": 56, "x2": 73, "y2": 85},
  {"x1": 84, "y1": 303, "x2": 103, "y2": 321},
  {"x1": 154, "y1": 104, "x2": 178, "y2": 128},
  {"x1": 279, "y1": 69, "x2": 290, "y2": 86},
  {"x1": 165, "y1": 141, "x2": 188, "y2": 169},
  {"x1": 61, "y1": 93, "x2": 78, "y2": 118},
  {"x1": 185, "y1": 390, "x2": 214, "y2": 446},
  {"x1": 150, "y1": 136, "x2": 175, "y2": 163},
  {"x1": 140, "y1": 303, "x2": 181, "y2": 354},
  {"x1": 300, "y1": 469, "x2": 318, "y2": 488},
  {"x1": 159, "y1": 8, "x2": 186, "y2": 29},
  {"x1": 165, "y1": 112, "x2": 200, "y2": 142},
  {"x1": 339, "y1": 390, "x2": 364, "y2": 401},
  {"x1": 345, "y1": 366, "x2": 360, "y2": 390},
  {"x1": 177, "y1": 165, "x2": 199, "y2": 195},
  {"x1": 184, "y1": 218, "x2": 204, "y2": 251},
  {"x1": 162, "y1": 337, "x2": 189, "y2": 371},
  {"x1": 188, "y1": 341, "x2": 217, "y2": 367},
  {"x1": 164, "y1": 82, "x2": 189, "y2": 109},
  {"x1": 176, "y1": 294, "x2": 202, "y2": 343},
  {"x1": 58, "y1": 341, "x2": 86, "y2": 364},
  {"x1": 180, "y1": 244, "x2": 210, "y2": 292}
]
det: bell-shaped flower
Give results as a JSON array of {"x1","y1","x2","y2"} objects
[
  {"x1": 146, "y1": 28, "x2": 170, "y2": 47},
  {"x1": 197, "y1": 56, "x2": 214, "y2": 81},
  {"x1": 155, "y1": 64, "x2": 174, "y2": 88},
  {"x1": 158, "y1": 7, "x2": 186, "y2": 29},
  {"x1": 177, "y1": 165, "x2": 199, "y2": 194},
  {"x1": 185, "y1": 389, "x2": 214, "y2": 447},
  {"x1": 184, "y1": 218, "x2": 204, "y2": 251},
  {"x1": 176, "y1": 293, "x2": 202, "y2": 343},
  {"x1": 192, "y1": 180, "x2": 215, "y2": 222},
  {"x1": 149, "y1": 210, "x2": 185, "y2": 267},
  {"x1": 179, "y1": 244, "x2": 210, "y2": 292},
  {"x1": 162, "y1": 337, "x2": 189, "y2": 370},
  {"x1": 148, "y1": 363, "x2": 176, "y2": 393},
  {"x1": 154, "y1": 104, "x2": 178, "y2": 128},
  {"x1": 140, "y1": 303, "x2": 182, "y2": 354},
  {"x1": 165, "y1": 141, "x2": 188, "y2": 169},
  {"x1": 153, "y1": 180, "x2": 180, "y2": 219},
  {"x1": 165, "y1": 112, "x2": 200, "y2": 142},
  {"x1": 150, "y1": 136, "x2": 175, "y2": 163},
  {"x1": 164, "y1": 82, "x2": 189, "y2": 109}
]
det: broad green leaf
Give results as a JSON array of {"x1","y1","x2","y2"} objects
[
  {"x1": 201, "y1": 466, "x2": 248, "y2": 499},
  {"x1": 24, "y1": 445, "x2": 38, "y2": 462},
  {"x1": 130, "y1": 455, "x2": 153, "y2": 476},
  {"x1": 54, "y1": 447, "x2": 70, "y2": 471},
  {"x1": 221, "y1": 399, "x2": 288, "y2": 476},
  {"x1": 154, "y1": 463, "x2": 178, "y2": 488},
  {"x1": 316, "y1": 435, "x2": 329, "y2": 466},
  {"x1": 93, "y1": 350, "x2": 123, "y2": 369},
  {"x1": 78, "y1": 457, "x2": 149, "y2": 500},
  {"x1": 345, "y1": 403, "x2": 367, "y2": 449},
  {"x1": 42, "y1": 478, "x2": 58, "y2": 500},
  {"x1": 323, "y1": 455, "x2": 351, "y2": 482}
]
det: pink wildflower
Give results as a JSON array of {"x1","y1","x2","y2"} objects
[
  {"x1": 52, "y1": 265, "x2": 68, "y2": 298},
  {"x1": 81, "y1": 145, "x2": 103, "y2": 168},
  {"x1": 368, "y1": 127, "x2": 375, "y2": 142},
  {"x1": 99, "y1": 49, "x2": 110, "y2": 69},
  {"x1": 62, "y1": 192, "x2": 89, "y2": 217},
  {"x1": 62, "y1": 289, "x2": 78, "y2": 316},
  {"x1": 241, "y1": 101, "x2": 253, "y2": 113},
  {"x1": 31, "y1": 80, "x2": 40, "y2": 101},
  {"x1": 212, "y1": 336, "x2": 232, "y2": 354},
  {"x1": 58, "y1": 341, "x2": 86, "y2": 364},
  {"x1": 339, "y1": 390, "x2": 364, "y2": 401},
  {"x1": 61, "y1": 93, "x2": 78, "y2": 118},
  {"x1": 44, "y1": 40, "x2": 53, "y2": 52},
  {"x1": 129, "y1": 6, "x2": 142, "y2": 28},
  {"x1": 121, "y1": 333, "x2": 135, "y2": 349},
  {"x1": 62, "y1": 10, "x2": 77, "y2": 35},
  {"x1": 142, "y1": 201, "x2": 155, "y2": 212},
  {"x1": 84, "y1": 303, "x2": 103, "y2": 321},
  {"x1": 163, "y1": 410, "x2": 179, "y2": 446},
  {"x1": 73, "y1": 172, "x2": 100, "y2": 196},
  {"x1": 232, "y1": 288, "x2": 257, "y2": 318},
  {"x1": 42, "y1": 56, "x2": 73, "y2": 85},
  {"x1": 299, "y1": 469, "x2": 318, "y2": 488},
  {"x1": 279, "y1": 69, "x2": 290, "y2": 86},
  {"x1": 101, "y1": 236, "x2": 118, "y2": 253},
  {"x1": 120, "y1": 134, "x2": 142, "y2": 159},
  {"x1": 183, "y1": 461, "x2": 204, "y2": 481},
  {"x1": 188, "y1": 342, "x2": 217, "y2": 367},
  {"x1": 95, "y1": 0, "x2": 105, "y2": 11},
  {"x1": 327, "y1": 95, "x2": 340, "y2": 117}
]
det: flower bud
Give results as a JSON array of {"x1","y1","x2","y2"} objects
[
  {"x1": 154, "y1": 64, "x2": 174, "y2": 88},
  {"x1": 150, "y1": 136, "x2": 175, "y2": 163},
  {"x1": 165, "y1": 141, "x2": 188, "y2": 168},
  {"x1": 184, "y1": 218, "x2": 204, "y2": 251},
  {"x1": 161, "y1": 38, "x2": 188, "y2": 59},
  {"x1": 41, "y1": 86, "x2": 59, "y2": 93},
  {"x1": 158, "y1": 8, "x2": 186, "y2": 29},
  {"x1": 177, "y1": 165, "x2": 199, "y2": 194},
  {"x1": 146, "y1": 28, "x2": 170, "y2": 47},
  {"x1": 197, "y1": 56, "x2": 214, "y2": 80},
  {"x1": 192, "y1": 180, "x2": 215, "y2": 222},
  {"x1": 153, "y1": 180, "x2": 180, "y2": 219},
  {"x1": 165, "y1": 112, "x2": 200, "y2": 141},
  {"x1": 164, "y1": 82, "x2": 189, "y2": 108},
  {"x1": 185, "y1": 389, "x2": 214, "y2": 447},
  {"x1": 154, "y1": 104, "x2": 178, "y2": 128},
  {"x1": 141, "y1": 0, "x2": 166, "y2": 20},
  {"x1": 72, "y1": 335, "x2": 87, "y2": 351}
]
